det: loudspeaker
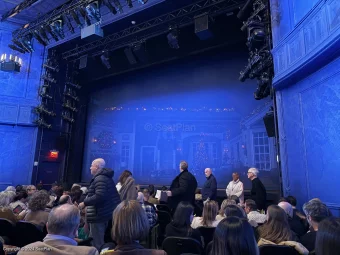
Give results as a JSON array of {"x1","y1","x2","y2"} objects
[
  {"x1": 194, "y1": 13, "x2": 213, "y2": 40},
  {"x1": 79, "y1": 55, "x2": 88, "y2": 69},
  {"x1": 133, "y1": 44, "x2": 148, "y2": 63},
  {"x1": 263, "y1": 112, "x2": 275, "y2": 137},
  {"x1": 124, "y1": 47, "x2": 137, "y2": 65}
]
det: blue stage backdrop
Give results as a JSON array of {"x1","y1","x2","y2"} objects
[{"x1": 82, "y1": 49, "x2": 280, "y2": 190}]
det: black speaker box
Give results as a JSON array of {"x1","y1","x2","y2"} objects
[
  {"x1": 124, "y1": 47, "x2": 138, "y2": 65},
  {"x1": 79, "y1": 55, "x2": 88, "y2": 69},
  {"x1": 263, "y1": 112, "x2": 276, "y2": 137},
  {"x1": 194, "y1": 13, "x2": 213, "y2": 40}
]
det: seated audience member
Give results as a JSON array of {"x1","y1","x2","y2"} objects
[
  {"x1": 70, "y1": 185, "x2": 85, "y2": 204},
  {"x1": 18, "y1": 204, "x2": 98, "y2": 255},
  {"x1": 210, "y1": 217, "x2": 259, "y2": 255},
  {"x1": 257, "y1": 205, "x2": 308, "y2": 254},
  {"x1": 137, "y1": 192, "x2": 157, "y2": 227},
  {"x1": 245, "y1": 199, "x2": 266, "y2": 225},
  {"x1": 58, "y1": 195, "x2": 73, "y2": 205},
  {"x1": 224, "y1": 205, "x2": 247, "y2": 218},
  {"x1": 286, "y1": 195, "x2": 308, "y2": 228},
  {"x1": 142, "y1": 189, "x2": 157, "y2": 209},
  {"x1": 15, "y1": 185, "x2": 24, "y2": 193},
  {"x1": 230, "y1": 195, "x2": 240, "y2": 205},
  {"x1": 315, "y1": 217, "x2": 340, "y2": 255},
  {"x1": 279, "y1": 201, "x2": 307, "y2": 237},
  {"x1": 216, "y1": 199, "x2": 236, "y2": 221},
  {"x1": 102, "y1": 200, "x2": 166, "y2": 255},
  {"x1": 5, "y1": 186, "x2": 16, "y2": 192},
  {"x1": 10, "y1": 191, "x2": 28, "y2": 212},
  {"x1": 300, "y1": 200, "x2": 330, "y2": 252},
  {"x1": 191, "y1": 200, "x2": 220, "y2": 229},
  {"x1": 118, "y1": 170, "x2": 137, "y2": 200},
  {"x1": 24, "y1": 190, "x2": 50, "y2": 229},
  {"x1": 52, "y1": 187, "x2": 64, "y2": 207},
  {"x1": 26, "y1": 185, "x2": 37, "y2": 201},
  {"x1": 147, "y1": 185, "x2": 159, "y2": 205},
  {"x1": 0, "y1": 191, "x2": 26, "y2": 222},
  {"x1": 165, "y1": 201, "x2": 202, "y2": 244}
]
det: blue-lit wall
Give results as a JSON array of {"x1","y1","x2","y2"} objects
[
  {"x1": 83, "y1": 49, "x2": 279, "y2": 190},
  {"x1": 270, "y1": 0, "x2": 340, "y2": 214},
  {"x1": 0, "y1": 23, "x2": 44, "y2": 190}
]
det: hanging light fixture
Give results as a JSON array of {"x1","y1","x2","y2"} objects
[{"x1": 0, "y1": 54, "x2": 22, "y2": 72}]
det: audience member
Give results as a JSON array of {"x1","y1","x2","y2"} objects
[
  {"x1": 245, "y1": 199, "x2": 266, "y2": 225},
  {"x1": 301, "y1": 200, "x2": 330, "y2": 252},
  {"x1": 18, "y1": 204, "x2": 98, "y2": 255},
  {"x1": 216, "y1": 199, "x2": 236, "y2": 221},
  {"x1": 191, "y1": 200, "x2": 219, "y2": 228},
  {"x1": 26, "y1": 185, "x2": 37, "y2": 201},
  {"x1": 226, "y1": 172, "x2": 244, "y2": 205},
  {"x1": 167, "y1": 161, "x2": 198, "y2": 210},
  {"x1": 24, "y1": 190, "x2": 50, "y2": 229},
  {"x1": 210, "y1": 217, "x2": 259, "y2": 255},
  {"x1": 137, "y1": 192, "x2": 157, "y2": 227},
  {"x1": 5, "y1": 186, "x2": 16, "y2": 192},
  {"x1": 78, "y1": 158, "x2": 121, "y2": 251},
  {"x1": 279, "y1": 201, "x2": 307, "y2": 237},
  {"x1": 9, "y1": 191, "x2": 28, "y2": 212},
  {"x1": 147, "y1": 185, "x2": 159, "y2": 205},
  {"x1": 165, "y1": 201, "x2": 202, "y2": 244},
  {"x1": 118, "y1": 170, "x2": 137, "y2": 201},
  {"x1": 0, "y1": 191, "x2": 26, "y2": 222},
  {"x1": 247, "y1": 168, "x2": 266, "y2": 211},
  {"x1": 142, "y1": 189, "x2": 157, "y2": 209},
  {"x1": 58, "y1": 195, "x2": 73, "y2": 205},
  {"x1": 116, "y1": 170, "x2": 132, "y2": 192},
  {"x1": 315, "y1": 217, "x2": 340, "y2": 255},
  {"x1": 286, "y1": 195, "x2": 309, "y2": 229},
  {"x1": 103, "y1": 200, "x2": 166, "y2": 255},
  {"x1": 15, "y1": 185, "x2": 24, "y2": 193},
  {"x1": 224, "y1": 205, "x2": 246, "y2": 218}
]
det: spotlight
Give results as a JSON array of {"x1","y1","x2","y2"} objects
[
  {"x1": 34, "y1": 118, "x2": 52, "y2": 129},
  {"x1": 247, "y1": 27, "x2": 266, "y2": 50},
  {"x1": 45, "y1": 25, "x2": 59, "y2": 41},
  {"x1": 100, "y1": 52, "x2": 111, "y2": 69},
  {"x1": 41, "y1": 73, "x2": 57, "y2": 83},
  {"x1": 21, "y1": 35, "x2": 34, "y2": 53},
  {"x1": 86, "y1": 1, "x2": 101, "y2": 22},
  {"x1": 253, "y1": 72, "x2": 271, "y2": 100},
  {"x1": 61, "y1": 112, "x2": 75, "y2": 123},
  {"x1": 167, "y1": 27, "x2": 179, "y2": 49},
  {"x1": 8, "y1": 44, "x2": 26, "y2": 54},
  {"x1": 64, "y1": 88, "x2": 79, "y2": 101},
  {"x1": 62, "y1": 100, "x2": 78, "y2": 112},
  {"x1": 39, "y1": 26, "x2": 50, "y2": 43},
  {"x1": 113, "y1": 0, "x2": 123, "y2": 13},
  {"x1": 66, "y1": 81, "x2": 81, "y2": 89},
  {"x1": 70, "y1": 9, "x2": 83, "y2": 28},
  {"x1": 103, "y1": 0, "x2": 117, "y2": 15},
  {"x1": 32, "y1": 30, "x2": 48, "y2": 46},
  {"x1": 62, "y1": 13, "x2": 74, "y2": 34},
  {"x1": 43, "y1": 60, "x2": 59, "y2": 72},
  {"x1": 138, "y1": 0, "x2": 148, "y2": 4},
  {"x1": 50, "y1": 18, "x2": 65, "y2": 39},
  {"x1": 126, "y1": 0, "x2": 133, "y2": 8},
  {"x1": 35, "y1": 105, "x2": 56, "y2": 116},
  {"x1": 39, "y1": 91, "x2": 53, "y2": 99},
  {"x1": 78, "y1": 7, "x2": 91, "y2": 26}
]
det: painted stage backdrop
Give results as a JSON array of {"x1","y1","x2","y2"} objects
[{"x1": 82, "y1": 50, "x2": 279, "y2": 190}]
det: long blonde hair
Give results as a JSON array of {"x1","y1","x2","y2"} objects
[{"x1": 202, "y1": 200, "x2": 218, "y2": 226}]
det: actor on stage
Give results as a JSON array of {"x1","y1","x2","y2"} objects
[
  {"x1": 247, "y1": 167, "x2": 267, "y2": 211},
  {"x1": 202, "y1": 168, "x2": 217, "y2": 203},
  {"x1": 167, "y1": 161, "x2": 197, "y2": 210},
  {"x1": 226, "y1": 172, "x2": 244, "y2": 205}
]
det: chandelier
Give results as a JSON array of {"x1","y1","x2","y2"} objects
[{"x1": 0, "y1": 54, "x2": 22, "y2": 72}]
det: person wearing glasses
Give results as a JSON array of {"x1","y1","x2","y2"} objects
[{"x1": 247, "y1": 168, "x2": 266, "y2": 211}]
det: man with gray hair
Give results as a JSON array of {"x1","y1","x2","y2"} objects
[
  {"x1": 247, "y1": 167, "x2": 266, "y2": 210},
  {"x1": 18, "y1": 204, "x2": 98, "y2": 255},
  {"x1": 78, "y1": 158, "x2": 121, "y2": 251}
]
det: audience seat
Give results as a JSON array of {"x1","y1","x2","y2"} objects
[
  {"x1": 162, "y1": 237, "x2": 203, "y2": 255},
  {"x1": 0, "y1": 218, "x2": 15, "y2": 243},
  {"x1": 12, "y1": 221, "x2": 45, "y2": 247},
  {"x1": 197, "y1": 227, "x2": 215, "y2": 248},
  {"x1": 157, "y1": 205, "x2": 171, "y2": 213},
  {"x1": 100, "y1": 242, "x2": 116, "y2": 254},
  {"x1": 142, "y1": 224, "x2": 159, "y2": 249},
  {"x1": 156, "y1": 210, "x2": 172, "y2": 246},
  {"x1": 259, "y1": 244, "x2": 300, "y2": 255}
]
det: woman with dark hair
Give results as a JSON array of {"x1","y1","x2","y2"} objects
[
  {"x1": 10, "y1": 191, "x2": 28, "y2": 212},
  {"x1": 257, "y1": 205, "x2": 308, "y2": 254},
  {"x1": 118, "y1": 170, "x2": 137, "y2": 201},
  {"x1": 165, "y1": 201, "x2": 202, "y2": 244},
  {"x1": 216, "y1": 199, "x2": 236, "y2": 220},
  {"x1": 191, "y1": 200, "x2": 219, "y2": 229},
  {"x1": 116, "y1": 170, "x2": 132, "y2": 192},
  {"x1": 224, "y1": 205, "x2": 247, "y2": 218},
  {"x1": 315, "y1": 217, "x2": 340, "y2": 255},
  {"x1": 210, "y1": 217, "x2": 259, "y2": 255}
]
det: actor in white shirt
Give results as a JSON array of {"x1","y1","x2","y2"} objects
[{"x1": 226, "y1": 172, "x2": 244, "y2": 205}]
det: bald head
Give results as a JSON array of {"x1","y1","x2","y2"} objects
[
  {"x1": 205, "y1": 168, "x2": 212, "y2": 178},
  {"x1": 90, "y1": 158, "x2": 106, "y2": 175},
  {"x1": 58, "y1": 195, "x2": 72, "y2": 205},
  {"x1": 47, "y1": 204, "x2": 80, "y2": 237}
]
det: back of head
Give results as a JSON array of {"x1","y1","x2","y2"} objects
[
  {"x1": 211, "y1": 217, "x2": 259, "y2": 255},
  {"x1": 15, "y1": 185, "x2": 23, "y2": 193},
  {"x1": 0, "y1": 191, "x2": 16, "y2": 207},
  {"x1": 286, "y1": 196, "x2": 297, "y2": 207},
  {"x1": 278, "y1": 202, "x2": 293, "y2": 218},
  {"x1": 14, "y1": 191, "x2": 28, "y2": 202},
  {"x1": 248, "y1": 167, "x2": 259, "y2": 176},
  {"x1": 315, "y1": 217, "x2": 340, "y2": 255},
  {"x1": 47, "y1": 204, "x2": 80, "y2": 236},
  {"x1": 71, "y1": 185, "x2": 81, "y2": 193},
  {"x1": 202, "y1": 200, "x2": 218, "y2": 226},
  {"x1": 5, "y1": 186, "x2": 15, "y2": 192},
  {"x1": 258, "y1": 205, "x2": 292, "y2": 243},
  {"x1": 230, "y1": 195, "x2": 240, "y2": 204},
  {"x1": 303, "y1": 200, "x2": 330, "y2": 223},
  {"x1": 112, "y1": 200, "x2": 149, "y2": 245},
  {"x1": 28, "y1": 190, "x2": 50, "y2": 211},
  {"x1": 220, "y1": 199, "x2": 236, "y2": 216},
  {"x1": 180, "y1": 160, "x2": 188, "y2": 171},
  {"x1": 118, "y1": 170, "x2": 132, "y2": 185},
  {"x1": 148, "y1": 185, "x2": 155, "y2": 196},
  {"x1": 245, "y1": 199, "x2": 257, "y2": 212},
  {"x1": 137, "y1": 192, "x2": 144, "y2": 203},
  {"x1": 173, "y1": 201, "x2": 194, "y2": 228},
  {"x1": 225, "y1": 205, "x2": 246, "y2": 219},
  {"x1": 58, "y1": 195, "x2": 71, "y2": 205}
]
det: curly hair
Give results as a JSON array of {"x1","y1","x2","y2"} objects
[{"x1": 28, "y1": 190, "x2": 50, "y2": 211}]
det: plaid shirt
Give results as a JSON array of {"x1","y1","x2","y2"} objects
[{"x1": 141, "y1": 203, "x2": 158, "y2": 226}]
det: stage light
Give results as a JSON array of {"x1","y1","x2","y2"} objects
[
  {"x1": 138, "y1": 0, "x2": 148, "y2": 4},
  {"x1": 167, "y1": 26, "x2": 179, "y2": 49},
  {"x1": 32, "y1": 30, "x2": 48, "y2": 46},
  {"x1": 70, "y1": 9, "x2": 83, "y2": 28},
  {"x1": 35, "y1": 105, "x2": 56, "y2": 116},
  {"x1": 21, "y1": 35, "x2": 34, "y2": 53},
  {"x1": 8, "y1": 44, "x2": 26, "y2": 54},
  {"x1": 253, "y1": 72, "x2": 271, "y2": 100},
  {"x1": 65, "y1": 81, "x2": 82, "y2": 89},
  {"x1": 103, "y1": 0, "x2": 117, "y2": 15},
  {"x1": 86, "y1": 1, "x2": 101, "y2": 22},
  {"x1": 41, "y1": 73, "x2": 57, "y2": 83},
  {"x1": 78, "y1": 7, "x2": 91, "y2": 26},
  {"x1": 61, "y1": 13, "x2": 75, "y2": 34},
  {"x1": 38, "y1": 26, "x2": 50, "y2": 43},
  {"x1": 35, "y1": 118, "x2": 52, "y2": 129},
  {"x1": 62, "y1": 100, "x2": 78, "y2": 112},
  {"x1": 126, "y1": 0, "x2": 133, "y2": 8},
  {"x1": 247, "y1": 27, "x2": 266, "y2": 50},
  {"x1": 43, "y1": 60, "x2": 59, "y2": 72},
  {"x1": 237, "y1": 0, "x2": 254, "y2": 21},
  {"x1": 64, "y1": 88, "x2": 79, "y2": 101},
  {"x1": 0, "y1": 54, "x2": 22, "y2": 72},
  {"x1": 12, "y1": 39, "x2": 29, "y2": 53},
  {"x1": 61, "y1": 112, "x2": 75, "y2": 123},
  {"x1": 100, "y1": 52, "x2": 111, "y2": 69},
  {"x1": 113, "y1": 0, "x2": 123, "y2": 13},
  {"x1": 45, "y1": 24, "x2": 59, "y2": 41},
  {"x1": 50, "y1": 18, "x2": 65, "y2": 39}
]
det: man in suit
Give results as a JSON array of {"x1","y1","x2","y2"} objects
[
  {"x1": 167, "y1": 161, "x2": 197, "y2": 211},
  {"x1": 247, "y1": 167, "x2": 267, "y2": 211},
  {"x1": 18, "y1": 204, "x2": 98, "y2": 255},
  {"x1": 202, "y1": 168, "x2": 217, "y2": 203}
]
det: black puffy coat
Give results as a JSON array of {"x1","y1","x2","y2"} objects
[{"x1": 84, "y1": 168, "x2": 121, "y2": 223}]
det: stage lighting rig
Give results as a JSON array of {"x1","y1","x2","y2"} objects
[
  {"x1": 78, "y1": 7, "x2": 91, "y2": 27},
  {"x1": 70, "y1": 9, "x2": 84, "y2": 28},
  {"x1": 21, "y1": 35, "x2": 34, "y2": 53},
  {"x1": 62, "y1": 13, "x2": 75, "y2": 34},
  {"x1": 138, "y1": 0, "x2": 148, "y2": 4},
  {"x1": 103, "y1": 0, "x2": 117, "y2": 15},
  {"x1": 50, "y1": 18, "x2": 65, "y2": 39},
  {"x1": 45, "y1": 24, "x2": 59, "y2": 42},
  {"x1": 113, "y1": 0, "x2": 123, "y2": 13},
  {"x1": 126, "y1": 0, "x2": 133, "y2": 8},
  {"x1": 43, "y1": 60, "x2": 59, "y2": 72},
  {"x1": 66, "y1": 81, "x2": 82, "y2": 89},
  {"x1": 86, "y1": 1, "x2": 101, "y2": 22},
  {"x1": 100, "y1": 52, "x2": 111, "y2": 69},
  {"x1": 42, "y1": 73, "x2": 57, "y2": 83},
  {"x1": 61, "y1": 112, "x2": 75, "y2": 123},
  {"x1": 62, "y1": 100, "x2": 78, "y2": 112},
  {"x1": 32, "y1": 30, "x2": 48, "y2": 46},
  {"x1": 254, "y1": 72, "x2": 271, "y2": 100},
  {"x1": 64, "y1": 88, "x2": 79, "y2": 101},
  {"x1": 35, "y1": 105, "x2": 56, "y2": 116},
  {"x1": 34, "y1": 118, "x2": 52, "y2": 129},
  {"x1": 8, "y1": 44, "x2": 26, "y2": 54}
]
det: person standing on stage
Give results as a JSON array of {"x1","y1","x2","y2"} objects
[
  {"x1": 202, "y1": 168, "x2": 217, "y2": 203},
  {"x1": 247, "y1": 167, "x2": 267, "y2": 211},
  {"x1": 167, "y1": 161, "x2": 197, "y2": 210},
  {"x1": 226, "y1": 172, "x2": 244, "y2": 205}
]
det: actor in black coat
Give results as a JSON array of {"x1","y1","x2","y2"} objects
[
  {"x1": 168, "y1": 161, "x2": 197, "y2": 210},
  {"x1": 201, "y1": 168, "x2": 217, "y2": 201},
  {"x1": 250, "y1": 177, "x2": 267, "y2": 211}
]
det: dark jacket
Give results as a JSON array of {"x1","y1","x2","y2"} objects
[
  {"x1": 84, "y1": 168, "x2": 121, "y2": 223},
  {"x1": 165, "y1": 222, "x2": 202, "y2": 244},
  {"x1": 169, "y1": 170, "x2": 197, "y2": 210},
  {"x1": 251, "y1": 177, "x2": 267, "y2": 211},
  {"x1": 300, "y1": 231, "x2": 316, "y2": 252},
  {"x1": 201, "y1": 174, "x2": 217, "y2": 201}
]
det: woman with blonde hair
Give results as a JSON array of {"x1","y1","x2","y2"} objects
[
  {"x1": 102, "y1": 200, "x2": 166, "y2": 255},
  {"x1": 216, "y1": 199, "x2": 236, "y2": 220},
  {"x1": 191, "y1": 200, "x2": 219, "y2": 229}
]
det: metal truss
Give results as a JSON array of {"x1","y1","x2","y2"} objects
[
  {"x1": 62, "y1": 0, "x2": 246, "y2": 60},
  {"x1": 1, "y1": 0, "x2": 39, "y2": 21},
  {"x1": 12, "y1": 0, "x2": 95, "y2": 38}
]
